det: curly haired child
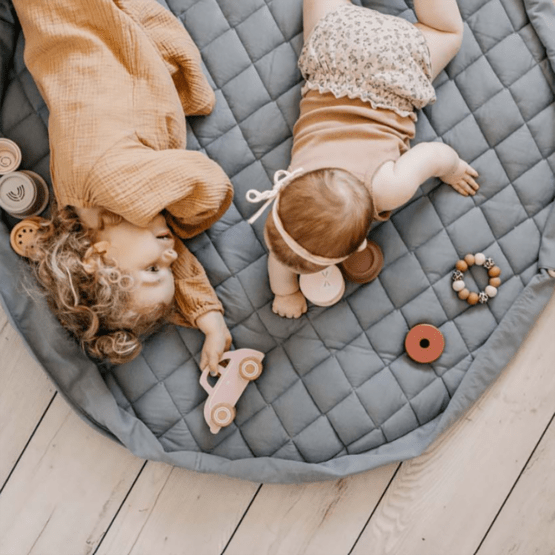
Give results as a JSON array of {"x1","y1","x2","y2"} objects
[
  {"x1": 248, "y1": 0, "x2": 479, "y2": 318},
  {"x1": 13, "y1": 0, "x2": 233, "y2": 368}
]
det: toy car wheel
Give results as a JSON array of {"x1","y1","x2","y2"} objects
[
  {"x1": 211, "y1": 403, "x2": 236, "y2": 428},
  {"x1": 239, "y1": 357, "x2": 262, "y2": 380}
]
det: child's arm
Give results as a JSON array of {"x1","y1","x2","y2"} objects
[
  {"x1": 372, "y1": 142, "x2": 479, "y2": 212},
  {"x1": 170, "y1": 240, "x2": 232, "y2": 372},
  {"x1": 268, "y1": 253, "x2": 308, "y2": 318}
]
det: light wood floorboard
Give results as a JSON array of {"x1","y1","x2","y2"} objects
[{"x1": 0, "y1": 290, "x2": 553, "y2": 555}]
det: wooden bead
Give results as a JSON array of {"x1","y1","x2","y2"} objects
[
  {"x1": 489, "y1": 277, "x2": 501, "y2": 288},
  {"x1": 452, "y1": 280, "x2": 466, "y2": 292},
  {"x1": 456, "y1": 260, "x2": 468, "y2": 272},
  {"x1": 467, "y1": 292, "x2": 479, "y2": 305},
  {"x1": 488, "y1": 266, "x2": 501, "y2": 278},
  {"x1": 458, "y1": 288, "x2": 470, "y2": 300},
  {"x1": 475, "y1": 253, "x2": 486, "y2": 266},
  {"x1": 485, "y1": 285, "x2": 498, "y2": 298},
  {"x1": 464, "y1": 254, "x2": 475, "y2": 266}
]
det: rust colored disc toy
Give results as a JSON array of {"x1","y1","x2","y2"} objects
[
  {"x1": 405, "y1": 324, "x2": 445, "y2": 364},
  {"x1": 339, "y1": 240, "x2": 384, "y2": 284}
]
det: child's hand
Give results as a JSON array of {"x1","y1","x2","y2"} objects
[
  {"x1": 441, "y1": 160, "x2": 479, "y2": 196},
  {"x1": 272, "y1": 291, "x2": 308, "y2": 318},
  {"x1": 196, "y1": 311, "x2": 232, "y2": 374}
]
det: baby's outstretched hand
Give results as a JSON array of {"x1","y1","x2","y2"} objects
[
  {"x1": 441, "y1": 160, "x2": 479, "y2": 197},
  {"x1": 196, "y1": 311, "x2": 232, "y2": 374},
  {"x1": 273, "y1": 291, "x2": 307, "y2": 319}
]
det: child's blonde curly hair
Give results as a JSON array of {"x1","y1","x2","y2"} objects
[{"x1": 29, "y1": 204, "x2": 174, "y2": 364}]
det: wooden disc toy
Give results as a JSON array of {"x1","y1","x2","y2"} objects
[
  {"x1": 9, "y1": 216, "x2": 45, "y2": 258},
  {"x1": 405, "y1": 324, "x2": 445, "y2": 363},
  {"x1": 299, "y1": 265, "x2": 345, "y2": 307},
  {"x1": 339, "y1": 240, "x2": 384, "y2": 284}
]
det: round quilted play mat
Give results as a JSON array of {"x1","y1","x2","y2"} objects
[{"x1": 1, "y1": 0, "x2": 555, "y2": 483}]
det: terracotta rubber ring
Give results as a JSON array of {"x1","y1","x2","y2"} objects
[{"x1": 405, "y1": 324, "x2": 445, "y2": 364}]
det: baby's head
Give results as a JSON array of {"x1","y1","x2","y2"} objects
[
  {"x1": 30, "y1": 206, "x2": 176, "y2": 364},
  {"x1": 264, "y1": 169, "x2": 373, "y2": 273}
]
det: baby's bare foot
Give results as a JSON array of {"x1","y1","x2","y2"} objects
[{"x1": 272, "y1": 291, "x2": 308, "y2": 318}]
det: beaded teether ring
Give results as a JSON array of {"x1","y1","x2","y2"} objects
[{"x1": 452, "y1": 253, "x2": 501, "y2": 305}]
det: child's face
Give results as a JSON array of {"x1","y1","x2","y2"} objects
[{"x1": 95, "y1": 215, "x2": 178, "y2": 309}]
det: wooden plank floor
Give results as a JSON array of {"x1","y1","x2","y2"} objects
[{"x1": 1, "y1": 289, "x2": 554, "y2": 555}]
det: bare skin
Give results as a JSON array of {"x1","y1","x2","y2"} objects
[
  {"x1": 76, "y1": 207, "x2": 231, "y2": 373},
  {"x1": 271, "y1": 0, "x2": 477, "y2": 318}
]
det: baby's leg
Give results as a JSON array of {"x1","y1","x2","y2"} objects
[
  {"x1": 303, "y1": 0, "x2": 351, "y2": 41},
  {"x1": 413, "y1": 0, "x2": 464, "y2": 80}
]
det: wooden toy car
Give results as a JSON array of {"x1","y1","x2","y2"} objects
[{"x1": 200, "y1": 348, "x2": 265, "y2": 434}]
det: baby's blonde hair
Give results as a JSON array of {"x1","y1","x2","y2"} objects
[
  {"x1": 265, "y1": 169, "x2": 373, "y2": 273},
  {"x1": 29, "y1": 204, "x2": 174, "y2": 364}
]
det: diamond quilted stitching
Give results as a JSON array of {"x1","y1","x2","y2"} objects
[
  {"x1": 335, "y1": 334, "x2": 384, "y2": 387},
  {"x1": 236, "y1": 6, "x2": 284, "y2": 62},
  {"x1": 309, "y1": 302, "x2": 364, "y2": 350},
  {"x1": 455, "y1": 56, "x2": 504, "y2": 112},
  {"x1": 217, "y1": 0, "x2": 265, "y2": 26},
  {"x1": 381, "y1": 403, "x2": 420, "y2": 442},
  {"x1": 486, "y1": 34, "x2": 536, "y2": 87},
  {"x1": 303, "y1": 357, "x2": 352, "y2": 413},
  {"x1": 474, "y1": 90, "x2": 525, "y2": 146},
  {"x1": 255, "y1": 347, "x2": 300, "y2": 403},
  {"x1": 401, "y1": 286, "x2": 449, "y2": 328},
  {"x1": 132, "y1": 383, "x2": 183, "y2": 436},
  {"x1": 414, "y1": 229, "x2": 460, "y2": 284},
  {"x1": 433, "y1": 321, "x2": 471, "y2": 375},
  {"x1": 468, "y1": 1, "x2": 514, "y2": 52},
  {"x1": 240, "y1": 405, "x2": 291, "y2": 457},
  {"x1": 327, "y1": 393, "x2": 376, "y2": 446},
  {"x1": 222, "y1": 66, "x2": 272, "y2": 122},
  {"x1": 495, "y1": 125, "x2": 543, "y2": 181},
  {"x1": 159, "y1": 420, "x2": 203, "y2": 453},
  {"x1": 366, "y1": 311, "x2": 409, "y2": 363},
  {"x1": 239, "y1": 102, "x2": 291, "y2": 158},
  {"x1": 499, "y1": 218, "x2": 542, "y2": 274},
  {"x1": 254, "y1": 42, "x2": 302, "y2": 99},
  {"x1": 442, "y1": 113, "x2": 490, "y2": 162},
  {"x1": 454, "y1": 304, "x2": 499, "y2": 352},
  {"x1": 529, "y1": 104, "x2": 555, "y2": 158},
  {"x1": 410, "y1": 379, "x2": 450, "y2": 425},
  {"x1": 272, "y1": 379, "x2": 321, "y2": 437},
  {"x1": 425, "y1": 80, "x2": 470, "y2": 136},
  {"x1": 389, "y1": 357, "x2": 437, "y2": 401},
  {"x1": 202, "y1": 30, "x2": 252, "y2": 88},
  {"x1": 205, "y1": 125, "x2": 256, "y2": 176},
  {"x1": 378, "y1": 253, "x2": 430, "y2": 307},
  {"x1": 347, "y1": 277, "x2": 395, "y2": 330},
  {"x1": 283, "y1": 322, "x2": 331, "y2": 376},
  {"x1": 294, "y1": 416, "x2": 344, "y2": 463},
  {"x1": 510, "y1": 65, "x2": 554, "y2": 122},
  {"x1": 181, "y1": 0, "x2": 230, "y2": 49},
  {"x1": 481, "y1": 186, "x2": 529, "y2": 237},
  {"x1": 267, "y1": 0, "x2": 303, "y2": 41},
  {"x1": 392, "y1": 196, "x2": 445, "y2": 250}
]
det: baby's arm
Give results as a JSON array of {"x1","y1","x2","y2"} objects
[
  {"x1": 372, "y1": 142, "x2": 479, "y2": 212},
  {"x1": 171, "y1": 240, "x2": 232, "y2": 372},
  {"x1": 268, "y1": 253, "x2": 308, "y2": 318}
]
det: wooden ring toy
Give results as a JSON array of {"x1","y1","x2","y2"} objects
[
  {"x1": 452, "y1": 253, "x2": 501, "y2": 305},
  {"x1": 299, "y1": 265, "x2": 345, "y2": 307},
  {"x1": 405, "y1": 324, "x2": 445, "y2": 363},
  {"x1": 339, "y1": 240, "x2": 384, "y2": 284},
  {"x1": 9, "y1": 216, "x2": 45, "y2": 258}
]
